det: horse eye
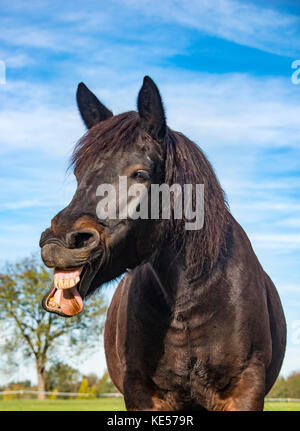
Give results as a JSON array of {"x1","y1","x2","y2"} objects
[{"x1": 132, "y1": 171, "x2": 150, "y2": 182}]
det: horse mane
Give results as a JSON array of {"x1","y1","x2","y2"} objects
[
  {"x1": 164, "y1": 130, "x2": 230, "y2": 279},
  {"x1": 71, "y1": 112, "x2": 230, "y2": 279}
]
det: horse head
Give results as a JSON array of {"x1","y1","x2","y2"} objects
[{"x1": 40, "y1": 77, "x2": 169, "y2": 317}]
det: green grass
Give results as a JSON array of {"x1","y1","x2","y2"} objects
[
  {"x1": 0, "y1": 399, "x2": 299, "y2": 411},
  {"x1": 0, "y1": 398, "x2": 126, "y2": 411},
  {"x1": 264, "y1": 402, "x2": 300, "y2": 411}
]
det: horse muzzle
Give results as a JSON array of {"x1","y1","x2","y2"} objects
[{"x1": 40, "y1": 228, "x2": 101, "y2": 269}]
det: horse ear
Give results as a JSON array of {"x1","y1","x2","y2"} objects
[
  {"x1": 137, "y1": 76, "x2": 166, "y2": 140},
  {"x1": 76, "y1": 82, "x2": 113, "y2": 129}
]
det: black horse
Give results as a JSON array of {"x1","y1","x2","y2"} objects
[{"x1": 40, "y1": 76, "x2": 286, "y2": 410}]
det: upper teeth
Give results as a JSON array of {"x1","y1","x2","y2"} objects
[{"x1": 54, "y1": 275, "x2": 80, "y2": 290}]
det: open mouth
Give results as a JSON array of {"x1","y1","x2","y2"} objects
[{"x1": 42, "y1": 265, "x2": 89, "y2": 317}]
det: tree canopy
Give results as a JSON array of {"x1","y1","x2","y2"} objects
[
  {"x1": 267, "y1": 372, "x2": 300, "y2": 398},
  {"x1": 0, "y1": 255, "x2": 107, "y2": 398}
]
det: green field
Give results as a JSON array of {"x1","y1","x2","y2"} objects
[
  {"x1": 0, "y1": 398, "x2": 126, "y2": 411},
  {"x1": 0, "y1": 398, "x2": 299, "y2": 411},
  {"x1": 264, "y1": 402, "x2": 300, "y2": 411}
]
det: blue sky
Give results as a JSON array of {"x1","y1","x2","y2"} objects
[{"x1": 0, "y1": 0, "x2": 300, "y2": 384}]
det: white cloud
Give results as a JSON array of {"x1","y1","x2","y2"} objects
[
  {"x1": 2, "y1": 72, "x2": 299, "y2": 157},
  {"x1": 250, "y1": 234, "x2": 300, "y2": 252},
  {"x1": 0, "y1": 26, "x2": 62, "y2": 50},
  {"x1": 280, "y1": 347, "x2": 300, "y2": 377},
  {"x1": 278, "y1": 285, "x2": 300, "y2": 293},
  {"x1": 233, "y1": 201, "x2": 300, "y2": 213},
  {"x1": 121, "y1": 0, "x2": 300, "y2": 56},
  {"x1": 2, "y1": 199, "x2": 51, "y2": 210},
  {"x1": 0, "y1": 106, "x2": 82, "y2": 157},
  {"x1": 161, "y1": 74, "x2": 300, "y2": 150},
  {"x1": 274, "y1": 218, "x2": 300, "y2": 228},
  {"x1": 2, "y1": 0, "x2": 299, "y2": 58}
]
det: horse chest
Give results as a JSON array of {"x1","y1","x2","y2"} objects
[
  {"x1": 123, "y1": 271, "x2": 239, "y2": 396},
  {"x1": 150, "y1": 312, "x2": 212, "y2": 390}
]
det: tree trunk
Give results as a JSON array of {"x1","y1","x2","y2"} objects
[{"x1": 36, "y1": 361, "x2": 46, "y2": 400}]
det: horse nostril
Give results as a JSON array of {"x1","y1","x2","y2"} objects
[
  {"x1": 66, "y1": 230, "x2": 100, "y2": 250},
  {"x1": 74, "y1": 232, "x2": 93, "y2": 248}
]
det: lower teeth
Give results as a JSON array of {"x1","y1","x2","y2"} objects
[{"x1": 49, "y1": 297, "x2": 60, "y2": 308}]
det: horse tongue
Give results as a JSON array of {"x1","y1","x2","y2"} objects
[{"x1": 54, "y1": 286, "x2": 83, "y2": 316}]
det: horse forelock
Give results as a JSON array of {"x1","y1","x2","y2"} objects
[{"x1": 70, "y1": 111, "x2": 140, "y2": 174}]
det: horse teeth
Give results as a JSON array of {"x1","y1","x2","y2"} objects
[
  {"x1": 70, "y1": 276, "x2": 80, "y2": 287},
  {"x1": 53, "y1": 271, "x2": 81, "y2": 290},
  {"x1": 61, "y1": 278, "x2": 79, "y2": 289}
]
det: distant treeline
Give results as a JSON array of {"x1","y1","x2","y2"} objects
[
  {"x1": 0, "y1": 363, "x2": 117, "y2": 399},
  {"x1": 267, "y1": 371, "x2": 300, "y2": 398}
]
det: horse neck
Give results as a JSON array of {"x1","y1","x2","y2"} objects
[{"x1": 149, "y1": 240, "x2": 196, "y2": 312}]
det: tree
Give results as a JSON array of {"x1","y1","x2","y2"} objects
[
  {"x1": 267, "y1": 376, "x2": 288, "y2": 398},
  {"x1": 45, "y1": 362, "x2": 81, "y2": 394},
  {"x1": 83, "y1": 372, "x2": 98, "y2": 388},
  {"x1": 96, "y1": 370, "x2": 118, "y2": 396},
  {"x1": 77, "y1": 377, "x2": 96, "y2": 399},
  {"x1": 267, "y1": 372, "x2": 300, "y2": 398},
  {"x1": 0, "y1": 255, "x2": 107, "y2": 400},
  {"x1": 286, "y1": 372, "x2": 300, "y2": 398}
]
